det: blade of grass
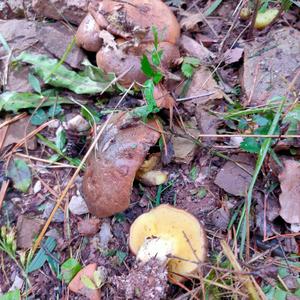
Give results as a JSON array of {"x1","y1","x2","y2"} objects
[
  {"x1": 204, "y1": 0, "x2": 223, "y2": 16},
  {"x1": 221, "y1": 240, "x2": 264, "y2": 300},
  {"x1": 236, "y1": 96, "x2": 286, "y2": 258}
]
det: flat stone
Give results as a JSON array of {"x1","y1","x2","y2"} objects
[
  {"x1": 38, "y1": 23, "x2": 85, "y2": 69},
  {"x1": 242, "y1": 28, "x2": 300, "y2": 106},
  {"x1": 214, "y1": 153, "x2": 255, "y2": 196},
  {"x1": 32, "y1": 0, "x2": 88, "y2": 25}
]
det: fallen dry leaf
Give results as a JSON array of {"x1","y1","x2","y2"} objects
[
  {"x1": 214, "y1": 153, "x2": 255, "y2": 196},
  {"x1": 78, "y1": 218, "x2": 101, "y2": 236},
  {"x1": 223, "y1": 47, "x2": 244, "y2": 65},
  {"x1": 0, "y1": 116, "x2": 37, "y2": 150},
  {"x1": 171, "y1": 118, "x2": 200, "y2": 164},
  {"x1": 279, "y1": 160, "x2": 300, "y2": 224},
  {"x1": 179, "y1": 35, "x2": 213, "y2": 63},
  {"x1": 83, "y1": 112, "x2": 160, "y2": 217},
  {"x1": 17, "y1": 215, "x2": 44, "y2": 249},
  {"x1": 181, "y1": 67, "x2": 223, "y2": 114},
  {"x1": 69, "y1": 263, "x2": 101, "y2": 300}
]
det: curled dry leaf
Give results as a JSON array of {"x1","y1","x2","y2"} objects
[
  {"x1": 279, "y1": 160, "x2": 300, "y2": 224},
  {"x1": 69, "y1": 263, "x2": 101, "y2": 300},
  {"x1": 83, "y1": 112, "x2": 160, "y2": 217}
]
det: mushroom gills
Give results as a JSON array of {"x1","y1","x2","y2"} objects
[{"x1": 137, "y1": 237, "x2": 174, "y2": 264}]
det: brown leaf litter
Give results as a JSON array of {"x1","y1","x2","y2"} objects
[{"x1": 279, "y1": 160, "x2": 300, "y2": 224}]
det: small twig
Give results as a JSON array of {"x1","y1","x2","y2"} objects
[{"x1": 176, "y1": 91, "x2": 216, "y2": 102}]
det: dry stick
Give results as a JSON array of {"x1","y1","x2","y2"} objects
[
  {"x1": 31, "y1": 83, "x2": 134, "y2": 255},
  {"x1": 14, "y1": 153, "x2": 77, "y2": 169},
  {"x1": 0, "y1": 180, "x2": 10, "y2": 210},
  {"x1": 6, "y1": 119, "x2": 56, "y2": 156},
  {"x1": 221, "y1": 240, "x2": 265, "y2": 300},
  {"x1": 0, "y1": 113, "x2": 27, "y2": 130}
]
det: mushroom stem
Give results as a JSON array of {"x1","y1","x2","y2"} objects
[{"x1": 136, "y1": 237, "x2": 174, "y2": 264}]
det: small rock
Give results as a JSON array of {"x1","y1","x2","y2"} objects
[
  {"x1": 43, "y1": 202, "x2": 65, "y2": 223},
  {"x1": 99, "y1": 222, "x2": 112, "y2": 249},
  {"x1": 17, "y1": 215, "x2": 44, "y2": 249},
  {"x1": 69, "y1": 263, "x2": 100, "y2": 300},
  {"x1": 78, "y1": 218, "x2": 101, "y2": 236},
  {"x1": 214, "y1": 153, "x2": 255, "y2": 196},
  {"x1": 47, "y1": 119, "x2": 60, "y2": 129},
  {"x1": 33, "y1": 180, "x2": 42, "y2": 194},
  {"x1": 9, "y1": 275, "x2": 23, "y2": 291},
  {"x1": 229, "y1": 136, "x2": 244, "y2": 147},
  {"x1": 67, "y1": 115, "x2": 90, "y2": 132},
  {"x1": 69, "y1": 195, "x2": 89, "y2": 215},
  {"x1": 32, "y1": 0, "x2": 88, "y2": 25}
]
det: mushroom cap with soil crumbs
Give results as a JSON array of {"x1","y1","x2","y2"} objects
[{"x1": 129, "y1": 204, "x2": 208, "y2": 281}]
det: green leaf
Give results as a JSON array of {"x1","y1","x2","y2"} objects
[
  {"x1": 46, "y1": 254, "x2": 60, "y2": 276},
  {"x1": 283, "y1": 104, "x2": 300, "y2": 122},
  {"x1": 7, "y1": 159, "x2": 32, "y2": 193},
  {"x1": 28, "y1": 73, "x2": 41, "y2": 94},
  {"x1": 0, "y1": 290, "x2": 21, "y2": 300},
  {"x1": 152, "y1": 26, "x2": 159, "y2": 50},
  {"x1": 0, "y1": 92, "x2": 73, "y2": 113},
  {"x1": 48, "y1": 104, "x2": 62, "y2": 118},
  {"x1": 152, "y1": 71, "x2": 163, "y2": 84},
  {"x1": 81, "y1": 59, "x2": 115, "y2": 83},
  {"x1": 81, "y1": 106, "x2": 101, "y2": 124},
  {"x1": 273, "y1": 287, "x2": 287, "y2": 300},
  {"x1": 143, "y1": 80, "x2": 156, "y2": 109},
  {"x1": 181, "y1": 63, "x2": 194, "y2": 78},
  {"x1": 197, "y1": 188, "x2": 207, "y2": 199},
  {"x1": 183, "y1": 57, "x2": 201, "y2": 66},
  {"x1": 116, "y1": 250, "x2": 127, "y2": 265},
  {"x1": 152, "y1": 49, "x2": 163, "y2": 67},
  {"x1": 61, "y1": 258, "x2": 82, "y2": 283},
  {"x1": 0, "y1": 33, "x2": 11, "y2": 54},
  {"x1": 55, "y1": 129, "x2": 66, "y2": 151},
  {"x1": 31, "y1": 108, "x2": 48, "y2": 125},
  {"x1": 189, "y1": 166, "x2": 198, "y2": 181},
  {"x1": 81, "y1": 275, "x2": 97, "y2": 290},
  {"x1": 204, "y1": 0, "x2": 223, "y2": 16},
  {"x1": 141, "y1": 55, "x2": 155, "y2": 78},
  {"x1": 240, "y1": 138, "x2": 260, "y2": 153},
  {"x1": 27, "y1": 237, "x2": 56, "y2": 273},
  {"x1": 16, "y1": 52, "x2": 114, "y2": 95}
]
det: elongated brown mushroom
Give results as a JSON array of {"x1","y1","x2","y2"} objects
[{"x1": 82, "y1": 112, "x2": 160, "y2": 217}]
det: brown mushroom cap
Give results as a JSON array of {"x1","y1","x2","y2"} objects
[
  {"x1": 82, "y1": 112, "x2": 160, "y2": 217},
  {"x1": 96, "y1": 42, "x2": 180, "y2": 86},
  {"x1": 90, "y1": 0, "x2": 180, "y2": 44},
  {"x1": 129, "y1": 204, "x2": 208, "y2": 281},
  {"x1": 75, "y1": 13, "x2": 102, "y2": 52}
]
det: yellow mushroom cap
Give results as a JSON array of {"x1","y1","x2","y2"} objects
[{"x1": 129, "y1": 204, "x2": 208, "y2": 281}]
